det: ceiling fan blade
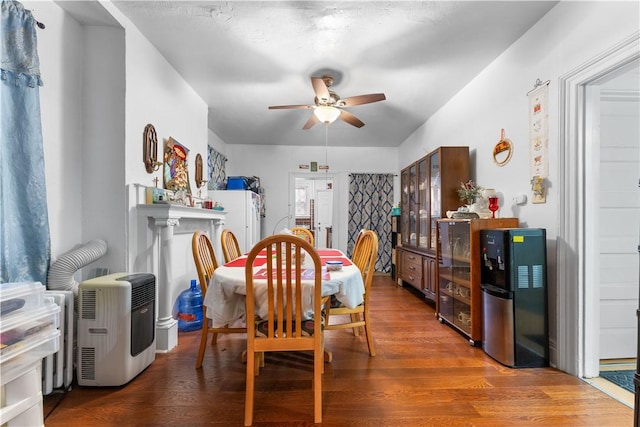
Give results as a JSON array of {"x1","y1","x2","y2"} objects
[
  {"x1": 311, "y1": 77, "x2": 330, "y2": 102},
  {"x1": 340, "y1": 93, "x2": 386, "y2": 107},
  {"x1": 339, "y1": 110, "x2": 365, "y2": 128},
  {"x1": 302, "y1": 114, "x2": 319, "y2": 130},
  {"x1": 268, "y1": 104, "x2": 314, "y2": 110}
]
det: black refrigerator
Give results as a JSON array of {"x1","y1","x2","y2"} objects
[{"x1": 480, "y1": 228, "x2": 548, "y2": 368}]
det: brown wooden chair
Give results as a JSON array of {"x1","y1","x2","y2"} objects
[
  {"x1": 244, "y1": 234, "x2": 324, "y2": 425},
  {"x1": 192, "y1": 231, "x2": 247, "y2": 368},
  {"x1": 324, "y1": 229, "x2": 378, "y2": 356},
  {"x1": 221, "y1": 228, "x2": 242, "y2": 263},
  {"x1": 290, "y1": 226, "x2": 314, "y2": 246}
]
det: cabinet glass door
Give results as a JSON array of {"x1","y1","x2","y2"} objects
[
  {"x1": 438, "y1": 220, "x2": 472, "y2": 334},
  {"x1": 408, "y1": 163, "x2": 417, "y2": 246},
  {"x1": 400, "y1": 168, "x2": 410, "y2": 246},
  {"x1": 417, "y1": 158, "x2": 428, "y2": 249},
  {"x1": 437, "y1": 221, "x2": 454, "y2": 324},
  {"x1": 428, "y1": 150, "x2": 441, "y2": 253}
]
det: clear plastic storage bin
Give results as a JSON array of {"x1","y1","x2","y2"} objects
[
  {"x1": 1, "y1": 282, "x2": 61, "y2": 427},
  {"x1": 0, "y1": 282, "x2": 46, "y2": 318}
]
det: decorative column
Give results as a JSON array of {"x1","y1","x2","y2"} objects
[
  {"x1": 137, "y1": 204, "x2": 226, "y2": 352},
  {"x1": 153, "y1": 217, "x2": 180, "y2": 352}
]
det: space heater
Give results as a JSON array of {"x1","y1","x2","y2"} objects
[{"x1": 77, "y1": 273, "x2": 156, "y2": 386}]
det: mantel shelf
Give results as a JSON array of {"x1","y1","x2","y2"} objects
[{"x1": 137, "y1": 203, "x2": 226, "y2": 221}]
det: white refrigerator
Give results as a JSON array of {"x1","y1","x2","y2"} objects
[{"x1": 209, "y1": 190, "x2": 262, "y2": 253}]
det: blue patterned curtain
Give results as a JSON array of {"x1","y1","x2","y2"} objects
[
  {"x1": 1, "y1": 1, "x2": 50, "y2": 284},
  {"x1": 207, "y1": 145, "x2": 227, "y2": 190},
  {"x1": 348, "y1": 174, "x2": 394, "y2": 272}
]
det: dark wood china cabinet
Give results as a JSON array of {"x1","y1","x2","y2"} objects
[{"x1": 397, "y1": 146, "x2": 469, "y2": 302}]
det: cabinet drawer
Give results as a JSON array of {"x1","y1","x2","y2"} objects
[{"x1": 400, "y1": 251, "x2": 423, "y2": 287}]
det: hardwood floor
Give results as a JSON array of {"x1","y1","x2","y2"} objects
[{"x1": 44, "y1": 275, "x2": 633, "y2": 426}]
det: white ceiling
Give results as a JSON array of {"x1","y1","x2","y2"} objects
[{"x1": 106, "y1": 1, "x2": 559, "y2": 147}]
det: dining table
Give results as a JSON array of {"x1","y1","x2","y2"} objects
[{"x1": 202, "y1": 248, "x2": 365, "y2": 360}]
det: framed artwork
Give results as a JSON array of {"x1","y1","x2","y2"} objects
[{"x1": 163, "y1": 137, "x2": 191, "y2": 193}]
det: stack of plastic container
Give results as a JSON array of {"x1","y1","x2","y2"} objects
[{"x1": 0, "y1": 282, "x2": 60, "y2": 426}]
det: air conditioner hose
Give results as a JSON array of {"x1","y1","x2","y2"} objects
[{"x1": 46, "y1": 239, "x2": 108, "y2": 296}]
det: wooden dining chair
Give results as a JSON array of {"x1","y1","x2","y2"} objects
[
  {"x1": 192, "y1": 231, "x2": 247, "y2": 369},
  {"x1": 324, "y1": 229, "x2": 378, "y2": 356},
  {"x1": 290, "y1": 226, "x2": 314, "y2": 246},
  {"x1": 244, "y1": 234, "x2": 324, "y2": 425},
  {"x1": 221, "y1": 228, "x2": 242, "y2": 263}
]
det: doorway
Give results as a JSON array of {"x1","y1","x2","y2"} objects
[
  {"x1": 588, "y1": 61, "x2": 640, "y2": 368},
  {"x1": 290, "y1": 173, "x2": 336, "y2": 249},
  {"x1": 557, "y1": 33, "x2": 640, "y2": 379}
]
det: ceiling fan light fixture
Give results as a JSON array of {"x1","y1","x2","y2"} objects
[{"x1": 314, "y1": 106, "x2": 341, "y2": 124}]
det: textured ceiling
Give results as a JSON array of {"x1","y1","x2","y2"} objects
[{"x1": 110, "y1": 1, "x2": 558, "y2": 147}]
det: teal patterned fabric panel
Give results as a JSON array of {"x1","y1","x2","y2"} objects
[{"x1": 207, "y1": 146, "x2": 227, "y2": 190}]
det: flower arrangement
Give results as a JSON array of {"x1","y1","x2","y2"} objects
[{"x1": 457, "y1": 180, "x2": 483, "y2": 205}]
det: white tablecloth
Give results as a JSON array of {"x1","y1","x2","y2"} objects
[{"x1": 203, "y1": 249, "x2": 365, "y2": 327}]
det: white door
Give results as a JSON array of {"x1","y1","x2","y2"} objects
[
  {"x1": 596, "y1": 68, "x2": 640, "y2": 360},
  {"x1": 315, "y1": 189, "x2": 333, "y2": 249}
]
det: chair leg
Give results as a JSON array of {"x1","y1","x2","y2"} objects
[
  {"x1": 195, "y1": 327, "x2": 209, "y2": 369},
  {"x1": 363, "y1": 310, "x2": 376, "y2": 357},
  {"x1": 314, "y1": 344, "x2": 323, "y2": 423},
  {"x1": 254, "y1": 352, "x2": 265, "y2": 376},
  {"x1": 350, "y1": 313, "x2": 361, "y2": 336},
  {"x1": 245, "y1": 349, "x2": 255, "y2": 426}
]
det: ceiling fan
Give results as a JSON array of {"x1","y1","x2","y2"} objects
[{"x1": 268, "y1": 75, "x2": 386, "y2": 129}]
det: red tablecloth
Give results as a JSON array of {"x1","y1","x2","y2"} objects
[{"x1": 224, "y1": 257, "x2": 267, "y2": 268}]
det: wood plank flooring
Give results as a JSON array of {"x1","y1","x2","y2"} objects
[{"x1": 44, "y1": 275, "x2": 633, "y2": 426}]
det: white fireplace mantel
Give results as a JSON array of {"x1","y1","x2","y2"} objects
[{"x1": 137, "y1": 203, "x2": 226, "y2": 352}]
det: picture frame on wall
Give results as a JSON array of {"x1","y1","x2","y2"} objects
[{"x1": 163, "y1": 137, "x2": 192, "y2": 194}]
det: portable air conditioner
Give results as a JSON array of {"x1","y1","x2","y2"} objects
[{"x1": 77, "y1": 273, "x2": 156, "y2": 386}]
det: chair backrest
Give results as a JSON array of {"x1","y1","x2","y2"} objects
[
  {"x1": 244, "y1": 234, "x2": 323, "y2": 341},
  {"x1": 351, "y1": 230, "x2": 379, "y2": 293},
  {"x1": 290, "y1": 227, "x2": 314, "y2": 246},
  {"x1": 352, "y1": 229, "x2": 366, "y2": 256},
  {"x1": 192, "y1": 231, "x2": 219, "y2": 295},
  {"x1": 221, "y1": 228, "x2": 242, "y2": 263}
]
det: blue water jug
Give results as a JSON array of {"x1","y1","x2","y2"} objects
[{"x1": 176, "y1": 279, "x2": 203, "y2": 332}]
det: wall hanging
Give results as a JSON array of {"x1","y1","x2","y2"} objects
[
  {"x1": 527, "y1": 78, "x2": 550, "y2": 203},
  {"x1": 143, "y1": 124, "x2": 161, "y2": 173},
  {"x1": 493, "y1": 129, "x2": 513, "y2": 166},
  {"x1": 194, "y1": 153, "x2": 207, "y2": 197},
  {"x1": 163, "y1": 137, "x2": 191, "y2": 194}
]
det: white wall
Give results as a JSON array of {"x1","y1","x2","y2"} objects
[
  {"x1": 82, "y1": 25, "x2": 126, "y2": 272},
  {"x1": 32, "y1": 1, "x2": 85, "y2": 259},
  {"x1": 223, "y1": 144, "x2": 398, "y2": 252},
  {"x1": 397, "y1": 1, "x2": 640, "y2": 366}
]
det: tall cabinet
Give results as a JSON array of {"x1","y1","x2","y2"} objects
[
  {"x1": 436, "y1": 218, "x2": 519, "y2": 345},
  {"x1": 397, "y1": 146, "x2": 469, "y2": 302}
]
